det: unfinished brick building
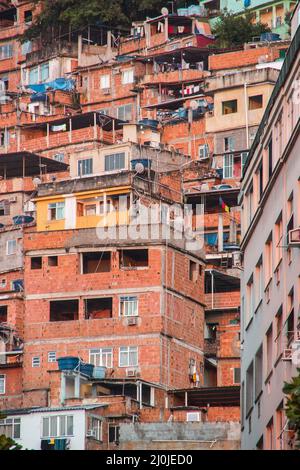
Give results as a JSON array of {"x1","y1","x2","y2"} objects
[{"x1": 0, "y1": 0, "x2": 294, "y2": 450}]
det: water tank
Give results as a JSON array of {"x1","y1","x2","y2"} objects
[{"x1": 57, "y1": 357, "x2": 80, "y2": 371}]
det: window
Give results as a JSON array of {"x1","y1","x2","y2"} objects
[
  {"x1": 48, "y1": 256, "x2": 58, "y2": 267},
  {"x1": 32, "y1": 356, "x2": 40, "y2": 368},
  {"x1": 275, "y1": 214, "x2": 283, "y2": 266},
  {"x1": 0, "y1": 306, "x2": 7, "y2": 323},
  {"x1": 24, "y1": 10, "x2": 33, "y2": 24},
  {"x1": 0, "y1": 43, "x2": 13, "y2": 60},
  {"x1": 48, "y1": 202, "x2": 65, "y2": 221},
  {"x1": 246, "y1": 276, "x2": 254, "y2": 325},
  {"x1": 0, "y1": 374, "x2": 5, "y2": 394},
  {"x1": 41, "y1": 63, "x2": 49, "y2": 82},
  {"x1": 50, "y1": 300, "x2": 79, "y2": 322},
  {"x1": 78, "y1": 158, "x2": 93, "y2": 176},
  {"x1": 85, "y1": 297, "x2": 112, "y2": 319},
  {"x1": 222, "y1": 99, "x2": 237, "y2": 115},
  {"x1": 100, "y1": 74, "x2": 110, "y2": 89},
  {"x1": 31, "y1": 257, "x2": 42, "y2": 270},
  {"x1": 29, "y1": 66, "x2": 38, "y2": 84},
  {"x1": 255, "y1": 258, "x2": 263, "y2": 308},
  {"x1": 246, "y1": 362, "x2": 254, "y2": 414},
  {"x1": 276, "y1": 403, "x2": 284, "y2": 450},
  {"x1": 109, "y1": 424, "x2": 120, "y2": 443},
  {"x1": 122, "y1": 69, "x2": 134, "y2": 84},
  {"x1": 241, "y1": 152, "x2": 248, "y2": 177},
  {"x1": 254, "y1": 345, "x2": 263, "y2": 399},
  {"x1": 223, "y1": 154, "x2": 233, "y2": 179},
  {"x1": 0, "y1": 200, "x2": 10, "y2": 216},
  {"x1": 42, "y1": 415, "x2": 73, "y2": 438},
  {"x1": 120, "y1": 296, "x2": 138, "y2": 317},
  {"x1": 189, "y1": 261, "x2": 200, "y2": 282},
  {"x1": 6, "y1": 239, "x2": 17, "y2": 256},
  {"x1": 0, "y1": 130, "x2": 9, "y2": 148},
  {"x1": 268, "y1": 138, "x2": 273, "y2": 179},
  {"x1": 117, "y1": 104, "x2": 132, "y2": 121},
  {"x1": 233, "y1": 367, "x2": 241, "y2": 384},
  {"x1": 89, "y1": 348, "x2": 113, "y2": 368},
  {"x1": 0, "y1": 417, "x2": 20, "y2": 439},
  {"x1": 119, "y1": 346, "x2": 138, "y2": 367},
  {"x1": 105, "y1": 153, "x2": 125, "y2": 171},
  {"x1": 82, "y1": 252, "x2": 111, "y2": 274},
  {"x1": 266, "y1": 418, "x2": 274, "y2": 450},
  {"x1": 266, "y1": 325, "x2": 273, "y2": 377},
  {"x1": 119, "y1": 249, "x2": 148, "y2": 269},
  {"x1": 275, "y1": 307, "x2": 283, "y2": 359},
  {"x1": 224, "y1": 136, "x2": 235, "y2": 152},
  {"x1": 199, "y1": 144, "x2": 209, "y2": 159},
  {"x1": 53, "y1": 153, "x2": 64, "y2": 163},
  {"x1": 21, "y1": 40, "x2": 32, "y2": 56},
  {"x1": 48, "y1": 352, "x2": 56, "y2": 363},
  {"x1": 88, "y1": 417, "x2": 102, "y2": 441},
  {"x1": 249, "y1": 95, "x2": 263, "y2": 110},
  {"x1": 265, "y1": 235, "x2": 273, "y2": 286}
]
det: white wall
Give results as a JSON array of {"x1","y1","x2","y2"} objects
[{"x1": 14, "y1": 409, "x2": 86, "y2": 450}]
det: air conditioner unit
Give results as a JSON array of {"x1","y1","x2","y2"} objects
[
  {"x1": 86, "y1": 429, "x2": 96, "y2": 438},
  {"x1": 126, "y1": 368, "x2": 138, "y2": 377},
  {"x1": 232, "y1": 251, "x2": 242, "y2": 267},
  {"x1": 9, "y1": 197, "x2": 17, "y2": 203},
  {"x1": 103, "y1": 88, "x2": 111, "y2": 95},
  {"x1": 288, "y1": 228, "x2": 300, "y2": 247},
  {"x1": 127, "y1": 316, "x2": 138, "y2": 326}
]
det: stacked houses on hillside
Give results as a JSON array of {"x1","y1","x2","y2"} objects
[{"x1": 0, "y1": 0, "x2": 295, "y2": 450}]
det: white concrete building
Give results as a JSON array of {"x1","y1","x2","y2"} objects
[{"x1": 240, "y1": 22, "x2": 300, "y2": 449}]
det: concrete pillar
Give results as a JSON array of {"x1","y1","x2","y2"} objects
[
  {"x1": 93, "y1": 112, "x2": 97, "y2": 139},
  {"x1": 74, "y1": 374, "x2": 80, "y2": 398},
  {"x1": 78, "y1": 34, "x2": 83, "y2": 66},
  {"x1": 272, "y1": 5, "x2": 277, "y2": 29},
  {"x1": 69, "y1": 118, "x2": 72, "y2": 143},
  {"x1": 164, "y1": 16, "x2": 169, "y2": 42}
]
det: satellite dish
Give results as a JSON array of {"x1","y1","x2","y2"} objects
[
  {"x1": 190, "y1": 100, "x2": 199, "y2": 110},
  {"x1": 135, "y1": 162, "x2": 146, "y2": 174},
  {"x1": 161, "y1": 7, "x2": 169, "y2": 15},
  {"x1": 33, "y1": 177, "x2": 42, "y2": 187}
]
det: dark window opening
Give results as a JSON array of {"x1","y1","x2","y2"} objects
[
  {"x1": 50, "y1": 300, "x2": 79, "y2": 322},
  {"x1": 286, "y1": 308, "x2": 294, "y2": 345},
  {"x1": 85, "y1": 298, "x2": 112, "y2": 320},
  {"x1": 24, "y1": 10, "x2": 32, "y2": 24},
  {"x1": 222, "y1": 99, "x2": 237, "y2": 115},
  {"x1": 205, "y1": 322, "x2": 218, "y2": 341},
  {"x1": 0, "y1": 306, "x2": 7, "y2": 323},
  {"x1": 0, "y1": 200, "x2": 10, "y2": 216},
  {"x1": 249, "y1": 95, "x2": 263, "y2": 110},
  {"x1": 258, "y1": 163, "x2": 263, "y2": 201},
  {"x1": 0, "y1": 7, "x2": 17, "y2": 27},
  {"x1": 31, "y1": 257, "x2": 42, "y2": 270},
  {"x1": 109, "y1": 425, "x2": 120, "y2": 444},
  {"x1": 234, "y1": 367, "x2": 241, "y2": 384},
  {"x1": 48, "y1": 256, "x2": 58, "y2": 267},
  {"x1": 82, "y1": 252, "x2": 111, "y2": 274},
  {"x1": 119, "y1": 249, "x2": 148, "y2": 269}
]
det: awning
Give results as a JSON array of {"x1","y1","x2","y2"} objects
[{"x1": 0, "y1": 152, "x2": 69, "y2": 179}]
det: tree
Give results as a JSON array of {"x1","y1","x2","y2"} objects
[
  {"x1": 283, "y1": 369, "x2": 300, "y2": 450},
  {"x1": 20, "y1": 0, "x2": 186, "y2": 43},
  {"x1": 212, "y1": 10, "x2": 270, "y2": 48}
]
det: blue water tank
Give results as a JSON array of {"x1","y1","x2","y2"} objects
[
  {"x1": 260, "y1": 32, "x2": 281, "y2": 42},
  {"x1": 57, "y1": 357, "x2": 80, "y2": 371},
  {"x1": 79, "y1": 362, "x2": 94, "y2": 377}
]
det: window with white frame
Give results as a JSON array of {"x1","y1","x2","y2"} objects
[
  {"x1": 0, "y1": 374, "x2": 5, "y2": 394},
  {"x1": 42, "y1": 415, "x2": 74, "y2": 438},
  {"x1": 120, "y1": 296, "x2": 138, "y2": 317},
  {"x1": 32, "y1": 356, "x2": 40, "y2": 368},
  {"x1": 21, "y1": 40, "x2": 32, "y2": 56},
  {"x1": 223, "y1": 154, "x2": 234, "y2": 179},
  {"x1": 122, "y1": 69, "x2": 134, "y2": 85},
  {"x1": 119, "y1": 346, "x2": 138, "y2": 367},
  {"x1": 88, "y1": 417, "x2": 102, "y2": 441},
  {"x1": 100, "y1": 74, "x2": 110, "y2": 89},
  {"x1": 198, "y1": 144, "x2": 209, "y2": 160},
  {"x1": 104, "y1": 153, "x2": 125, "y2": 171},
  {"x1": 6, "y1": 239, "x2": 17, "y2": 256},
  {"x1": 78, "y1": 158, "x2": 93, "y2": 176},
  {"x1": 41, "y1": 63, "x2": 49, "y2": 82},
  {"x1": 0, "y1": 43, "x2": 13, "y2": 60},
  {"x1": 53, "y1": 153, "x2": 64, "y2": 162},
  {"x1": 48, "y1": 351, "x2": 56, "y2": 363},
  {"x1": 0, "y1": 417, "x2": 20, "y2": 439},
  {"x1": 89, "y1": 348, "x2": 113, "y2": 368},
  {"x1": 48, "y1": 202, "x2": 65, "y2": 221},
  {"x1": 29, "y1": 66, "x2": 39, "y2": 84},
  {"x1": 117, "y1": 104, "x2": 132, "y2": 121}
]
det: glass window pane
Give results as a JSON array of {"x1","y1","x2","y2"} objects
[
  {"x1": 59, "y1": 416, "x2": 66, "y2": 437},
  {"x1": 50, "y1": 416, "x2": 57, "y2": 437},
  {"x1": 42, "y1": 417, "x2": 49, "y2": 438},
  {"x1": 67, "y1": 416, "x2": 73, "y2": 436}
]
